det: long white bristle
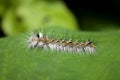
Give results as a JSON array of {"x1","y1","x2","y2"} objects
[{"x1": 39, "y1": 32, "x2": 43, "y2": 38}]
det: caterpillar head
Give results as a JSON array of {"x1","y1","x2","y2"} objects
[{"x1": 28, "y1": 32, "x2": 43, "y2": 48}]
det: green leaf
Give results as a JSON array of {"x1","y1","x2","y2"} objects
[{"x1": 0, "y1": 28, "x2": 120, "y2": 80}]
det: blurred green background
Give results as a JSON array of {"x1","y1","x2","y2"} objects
[
  {"x1": 0, "y1": 0, "x2": 120, "y2": 37},
  {"x1": 0, "y1": 0, "x2": 79, "y2": 36}
]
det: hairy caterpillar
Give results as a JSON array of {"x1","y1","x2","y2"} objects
[{"x1": 27, "y1": 32, "x2": 96, "y2": 54}]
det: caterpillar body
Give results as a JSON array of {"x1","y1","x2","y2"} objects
[{"x1": 27, "y1": 32, "x2": 96, "y2": 54}]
